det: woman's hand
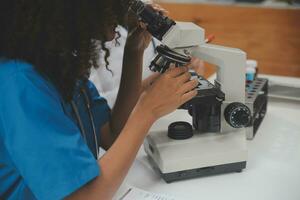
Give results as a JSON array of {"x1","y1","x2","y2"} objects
[
  {"x1": 188, "y1": 57, "x2": 205, "y2": 75},
  {"x1": 142, "y1": 72, "x2": 160, "y2": 91},
  {"x1": 137, "y1": 66, "x2": 198, "y2": 121},
  {"x1": 142, "y1": 57, "x2": 204, "y2": 92}
]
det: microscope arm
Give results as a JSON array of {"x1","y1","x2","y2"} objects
[
  {"x1": 189, "y1": 44, "x2": 247, "y2": 103},
  {"x1": 160, "y1": 21, "x2": 246, "y2": 103}
]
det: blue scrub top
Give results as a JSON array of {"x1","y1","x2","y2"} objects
[{"x1": 0, "y1": 60, "x2": 111, "y2": 199}]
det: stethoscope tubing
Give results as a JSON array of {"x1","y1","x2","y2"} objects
[{"x1": 71, "y1": 87, "x2": 99, "y2": 160}]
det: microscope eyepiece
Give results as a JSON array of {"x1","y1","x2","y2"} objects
[{"x1": 129, "y1": 0, "x2": 176, "y2": 41}]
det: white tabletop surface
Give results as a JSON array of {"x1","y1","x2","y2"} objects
[{"x1": 120, "y1": 74, "x2": 300, "y2": 200}]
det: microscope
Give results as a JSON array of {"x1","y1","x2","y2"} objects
[{"x1": 130, "y1": 0, "x2": 267, "y2": 182}]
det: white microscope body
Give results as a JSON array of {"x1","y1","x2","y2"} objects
[{"x1": 143, "y1": 22, "x2": 248, "y2": 182}]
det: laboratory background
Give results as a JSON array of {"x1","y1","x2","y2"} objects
[{"x1": 1, "y1": 0, "x2": 300, "y2": 199}]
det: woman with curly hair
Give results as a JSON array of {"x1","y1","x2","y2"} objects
[{"x1": 0, "y1": 0, "x2": 198, "y2": 199}]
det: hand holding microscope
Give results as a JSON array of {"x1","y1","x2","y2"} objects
[{"x1": 129, "y1": 0, "x2": 268, "y2": 183}]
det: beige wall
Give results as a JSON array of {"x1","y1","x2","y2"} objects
[{"x1": 159, "y1": 3, "x2": 300, "y2": 77}]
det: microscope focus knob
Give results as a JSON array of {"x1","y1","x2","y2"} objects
[{"x1": 224, "y1": 102, "x2": 251, "y2": 128}]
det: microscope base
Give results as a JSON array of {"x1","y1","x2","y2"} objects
[
  {"x1": 144, "y1": 125, "x2": 247, "y2": 183},
  {"x1": 147, "y1": 154, "x2": 246, "y2": 183}
]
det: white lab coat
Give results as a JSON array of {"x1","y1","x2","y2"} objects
[{"x1": 90, "y1": 26, "x2": 157, "y2": 108}]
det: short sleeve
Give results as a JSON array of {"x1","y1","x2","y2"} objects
[
  {"x1": 0, "y1": 66, "x2": 100, "y2": 200},
  {"x1": 87, "y1": 80, "x2": 111, "y2": 134}
]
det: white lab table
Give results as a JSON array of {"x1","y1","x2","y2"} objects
[{"x1": 121, "y1": 75, "x2": 300, "y2": 200}]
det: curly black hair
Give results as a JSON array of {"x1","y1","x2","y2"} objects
[{"x1": 0, "y1": 0, "x2": 129, "y2": 101}]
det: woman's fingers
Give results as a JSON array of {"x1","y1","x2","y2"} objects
[
  {"x1": 176, "y1": 72, "x2": 191, "y2": 84},
  {"x1": 165, "y1": 67, "x2": 188, "y2": 78},
  {"x1": 181, "y1": 90, "x2": 198, "y2": 104},
  {"x1": 152, "y1": 4, "x2": 169, "y2": 15},
  {"x1": 178, "y1": 79, "x2": 198, "y2": 95},
  {"x1": 186, "y1": 57, "x2": 205, "y2": 75}
]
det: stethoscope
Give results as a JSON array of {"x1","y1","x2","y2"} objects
[
  {"x1": 70, "y1": 87, "x2": 100, "y2": 160},
  {"x1": 60, "y1": 38, "x2": 157, "y2": 161}
]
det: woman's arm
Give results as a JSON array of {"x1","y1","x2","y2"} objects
[
  {"x1": 67, "y1": 67, "x2": 198, "y2": 200},
  {"x1": 100, "y1": 40, "x2": 149, "y2": 150},
  {"x1": 67, "y1": 104, "x2": 154, "y2": 200},
  {"x1": 100, "y1": 13, "x2": 153, "y2": 150},
  {"x1": 111, "y1": 44, "x2": 146, "y2": 138}
]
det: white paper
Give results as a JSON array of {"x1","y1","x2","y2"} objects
[{"x1": 115, "y1": 185, "x2": 176, "y2": 200}]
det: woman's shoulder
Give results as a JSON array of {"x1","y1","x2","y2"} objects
[
  {"x1": 0, "y1": 60, "x2": 59, "y2": 99},
  {"x1": 0, "y1": 60, "x2": 35, "y2": 82}
]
